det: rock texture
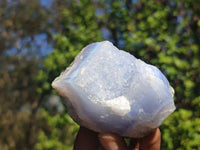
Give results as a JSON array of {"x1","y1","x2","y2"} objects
[{"x1": 52, "y1": 41, "x2": 175, "y2": 138}]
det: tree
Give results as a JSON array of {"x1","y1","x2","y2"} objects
[
  {"x1": 0, "y1": 56, "x2": 43, "y2": 150},
  {"x1": 0, "y1": 0, "x2": 58, "y2": 55},
  {"x1": 0, "y1": 0, "x2": 62, "y2": 149},
  {"x1": 36, "y1": 0, "x2": 102, "y2": 95}
]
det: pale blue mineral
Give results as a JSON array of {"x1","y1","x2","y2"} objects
[{"x1": 52, "y1": 41, "x2": 175, "y2": 138}]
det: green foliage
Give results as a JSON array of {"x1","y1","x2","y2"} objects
[
  {"x1": 35, "y1": 109, "x2": 79, "y2": 150},
  {"x1": 161, "y1": 109, "x2": 200, "y2": 149}
]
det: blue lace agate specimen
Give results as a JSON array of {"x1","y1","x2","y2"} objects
[{"x1": 52, "y1": 41, "x2": 175, "y2": 138}]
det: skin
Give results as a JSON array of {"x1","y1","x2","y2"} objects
[{"x1": 74, "y1": 127, "x2": 161, "y2": 150}]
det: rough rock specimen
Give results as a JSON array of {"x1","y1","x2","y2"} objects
[{"x1": 52, "y1": 41, "x2": 175, "y2": 138}]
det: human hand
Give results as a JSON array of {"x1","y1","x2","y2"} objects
[{"x1": 74, "y1": 127, "x2": 161, "y2": 150}]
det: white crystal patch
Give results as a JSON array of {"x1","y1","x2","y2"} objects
[{"x1": 101, "y1": 96, "x2": 131, "y2": 116}]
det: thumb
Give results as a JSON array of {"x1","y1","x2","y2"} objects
[
  {"x1": 99, "y1": 133, "x2": 128, "y2": 150},
  {"x1": 139, "y1": 128, "x2": 161, "y2": 150}
]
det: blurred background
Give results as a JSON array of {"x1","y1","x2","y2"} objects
[{"x1": 0, "y1": 0, "x2": 200, "y2": 149}]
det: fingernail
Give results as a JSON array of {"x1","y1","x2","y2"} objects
[{"x1": 99, "y1": 134, "x2": 119, "y2": 150}]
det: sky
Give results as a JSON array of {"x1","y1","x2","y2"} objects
[
  {"x1": 40, "y1": 0, "x2": 54, "y2": 8},
  {"x1": 5, "y1": 0, "x2": 55, "y2": 58}
]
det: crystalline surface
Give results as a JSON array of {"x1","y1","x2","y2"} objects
[{"x1": 52, "y1": 41, "x2": 176, "y2": 138}]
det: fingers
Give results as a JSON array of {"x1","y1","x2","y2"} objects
[
  {"x1": 99, "y1": 133, "x2": 128, "y2": 150},
  {"x1": 99, "y1": 128, "x2": 160, "y2": 150},
  {"x1": 74, "y1": 127, "x2": 99, "y2": 150},
  {"x1": 138, "y1": 128, "x2": 161, "y2": 150},
  {"x1": 74, "y1": 127, "x2": 161, "y2": 150}
]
